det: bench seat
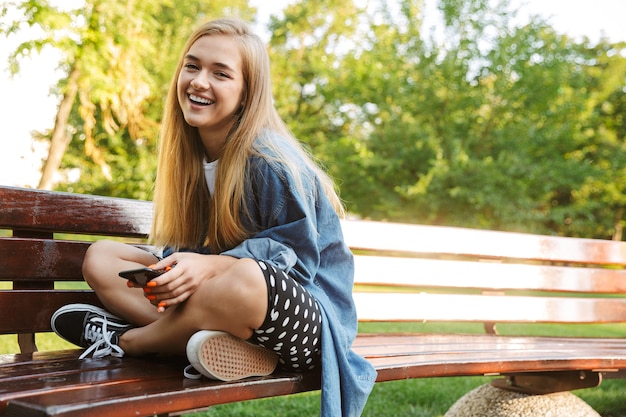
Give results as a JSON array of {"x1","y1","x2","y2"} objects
[
  {"x1": 3, "y1": 333, "x2": 626, "y2": 416},
  {"x1": 1, "y1": 350, "x2": 319, "y2": 417}
]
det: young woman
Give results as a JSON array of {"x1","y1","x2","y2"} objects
[{"x1": 51, "y1": 18, "x2": 375, "y2": 416}]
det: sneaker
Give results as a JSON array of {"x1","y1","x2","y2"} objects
[
  {"x1": 51, "y1": 303, "x2": 133, "y2": 359},
  {"x1": 185, "y1": 330, "x2": 278, "y2": 381}
]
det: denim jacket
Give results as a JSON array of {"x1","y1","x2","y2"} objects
[{"x1": 220, "y1": 133, "x2": 377, "y2": 416}]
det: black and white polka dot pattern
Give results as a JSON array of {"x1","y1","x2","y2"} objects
[{"x1": 250, "y1": 260, "x2": 322, "y2": 371}]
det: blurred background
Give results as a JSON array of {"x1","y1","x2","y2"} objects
[{"x1": 1, "y1": 0, "x2": 624, "y2": 239}]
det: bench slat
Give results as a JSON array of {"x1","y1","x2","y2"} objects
[
  {"x1": 353, "y1": 333, "x2": 626, "y2": 354},
  {"x1": 352, "y1": 334, "x2": 626, "y2": 381},
  {"x1": 342, "y1": 220, "x2": 626, "y2": 265},
  {"x1": 0, "y1": 238, "x2": 87, "y2": 280},
  {"x1": 0, "y1": 186, "x2": 152, "y2": 237},
  {"x1": 354, "y1": 255, "x2": 626, "y2": 293},
  {"x1": 4, "y1": 375, "x2": 318, "y2": 417},
  {"x1": 353, "y1": 292, "x2": 626, "y2": 323},
  {"x1": 0, "y1": 291, "x2": 102, "y2": 333},
  {"x1": 0, "y1": 351, "x2": 320, "y2": 417}
]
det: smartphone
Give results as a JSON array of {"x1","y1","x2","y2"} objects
[{"x1": 119, "y1": 267, "x2": 167, "y2": 286}]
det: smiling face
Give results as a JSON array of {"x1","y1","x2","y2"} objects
[{"x1": 177, "y1": 35, "x2": 245, "y2": 160}]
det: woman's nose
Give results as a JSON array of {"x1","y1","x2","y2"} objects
[{"x1": 190, "y1": 73, "x2": 210, "y2": 90}]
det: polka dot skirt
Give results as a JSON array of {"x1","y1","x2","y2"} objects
[{"x1": 250, "y1": 260, "x2": 322, "y2": 371}]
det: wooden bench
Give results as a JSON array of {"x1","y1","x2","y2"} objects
[{"x1": 2, "y1": 185, "x2": 626, "y2": 416}]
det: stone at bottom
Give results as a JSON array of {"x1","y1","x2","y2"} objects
[{"x1": 444, "y1": 383, "x2": 600, "y2": 417}]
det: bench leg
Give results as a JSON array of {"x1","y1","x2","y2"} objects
[{"x1": 18, "y1": 333, "x2": 37, "y2": 354}]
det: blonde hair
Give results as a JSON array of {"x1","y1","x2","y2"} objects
[{"x1": 151, "y1": 18, "x2": 344, "y2": 252}]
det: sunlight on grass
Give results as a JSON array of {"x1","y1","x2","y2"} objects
[
  {"x1": 359, "y1": 321, "x2": 626, "y2": 338},
  {"x1": 0, "y1": 335, "x2": 18, "y2": 354},
  {"x1": 0, "y1": 333, "x2": 76, "y2": 354},
  {"x1": 196, "y1": 377, "x2": 626, "y2": 417}
]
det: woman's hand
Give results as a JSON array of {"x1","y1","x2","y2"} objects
[{"x1": 139, "y1": 252, "x2": 238, "y2": 312}]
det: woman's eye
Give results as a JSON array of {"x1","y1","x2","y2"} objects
[
  {"x1": 216, "y1": 72, "x2": 230, "y2": 78},
  {"x1": 184, "y1": 63, "x2": 199, "y2": 70}
]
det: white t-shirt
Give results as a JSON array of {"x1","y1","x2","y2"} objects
[{"x1": 203, "y1": 159, "x2": 218, "y2": 196}]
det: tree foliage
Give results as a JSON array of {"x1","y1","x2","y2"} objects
[
  {"x1": 268, "y1": 0, "x2": 626, "y2": 239},
  {"x1": 2, "y1": 0, "x2": 625, "y2": 239},
  {"x1": 1, "y1": 0, "x2": 254, "y2": 197}
]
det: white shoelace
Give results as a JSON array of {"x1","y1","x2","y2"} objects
[
  {"x1": 79, "y1": 316, "x2": 125, "y2": 359},
  {"x1": 184, "y1": 364, "x2": 202, "y2": 379}
]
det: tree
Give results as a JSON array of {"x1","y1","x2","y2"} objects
[
  {"x1": 267, "y1": 0, "x2": 626, "y2": 238},
  {"x1": 267, "y1": 0, "x2": 364, "y2": 155},
  {"x1": 1, "y1": 0, "x2": 254, "y2": 195},
  {"x1": 552, "y1": 39, "x2": 626, "y2": 239}
]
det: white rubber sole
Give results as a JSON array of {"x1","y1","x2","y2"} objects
[{"x1": 186, "y1": 330, "x2": 278, "y2": 381}]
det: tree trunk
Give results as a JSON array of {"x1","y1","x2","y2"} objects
[
  {"x1": 614, "y1": 208, "x2": 624, "y2": 241},
  {"x1": 37, "y1": 66, "x2": 80, "y2": 190}
]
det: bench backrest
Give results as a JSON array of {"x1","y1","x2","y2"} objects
[
  {"x1": 3, "y1": 185, "x2": 626, "y2": 354},
  {"x1": 0, "y1": 186, "x2": 152, "y2": 353},
  {"x1": 346, "y1": 221, "x2": 626, "y2": 330}
]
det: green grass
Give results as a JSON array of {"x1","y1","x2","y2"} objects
[
  {"x1": 2, "y1": 321, "x2": 625, "y2": 416},
  {"x1": 185, "y1": 377, "x2": 489, "y2": 417},
  {"x1": 190, "y1": 377, "x2": 626, "y2": 417}
]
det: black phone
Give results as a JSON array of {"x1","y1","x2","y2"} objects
[{"x1": 118, "y1": 267, "x2": 166, "y2": 286}]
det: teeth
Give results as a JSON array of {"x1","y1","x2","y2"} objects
[{"x1": 190, "y1": 94, "x2": 213, "y2": 105}]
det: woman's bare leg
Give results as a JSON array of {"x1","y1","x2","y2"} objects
[
  {"x1": 82, "y1": 240, "x2": 161, "y2": 326},
  {"x1": 119, "y1": 258, "x2": 268, "y2": 356}
]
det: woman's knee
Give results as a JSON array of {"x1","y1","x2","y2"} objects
[
  {"x1": 221, "y1": 258, "x2": 268, "y2": 312},
  {"x1": 82, "y1": 240, "x2": 119, "y2": 283},
  {"x1": 82, "y1": 240, "x2": 155, "y2": 287},
  {"x1": 186, "y1": 258, "x2": 268, "y2": 336}
]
